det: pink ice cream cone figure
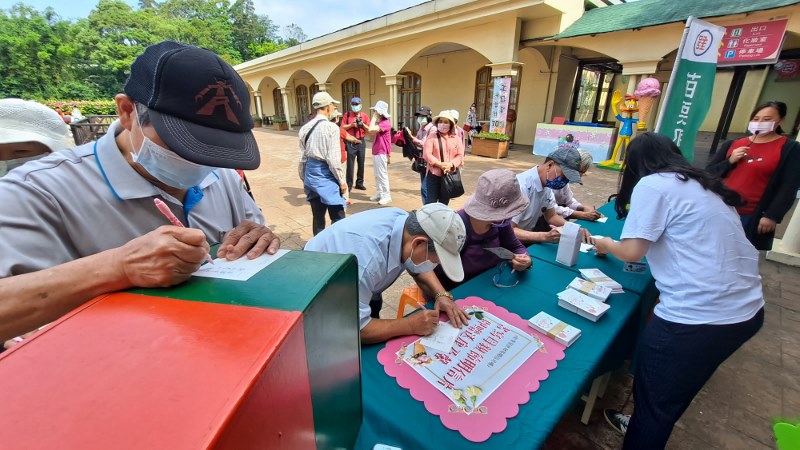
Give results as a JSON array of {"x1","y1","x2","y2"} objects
[{"x1": 634, "y1": 77, "x2": 662, "y2": 130}]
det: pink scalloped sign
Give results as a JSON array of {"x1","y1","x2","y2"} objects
[{"x1": 378, "y1": 296, "x2": 566, "y2": 442}]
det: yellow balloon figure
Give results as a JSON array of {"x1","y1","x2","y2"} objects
[{"x1": 599, "y1": 91, "x2": 639, "y2": 169}]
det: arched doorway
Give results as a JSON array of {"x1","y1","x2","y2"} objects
[
  {"x1": 474, "y1": 66, "x2": 522, "y2": 140},
  {"x1": 341, "y1": 78, "x2": 360, "y2": 109},
  {"x1": 398, "y1": 72, "x2": 421, "y2": 133},
  {"x1": 296, "y1": 84, "x2": 310, "y2": 124},
  {"x1": 272, "y1": 88, "x2": 285, "y2": 120}
]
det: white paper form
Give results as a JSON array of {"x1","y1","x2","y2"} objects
[
  {"x1": 420, "y1": 322, "x2": 461, "y2": 352},
  {"x1": 193, "y1": 249, "x2": 290, "y2": 281}
]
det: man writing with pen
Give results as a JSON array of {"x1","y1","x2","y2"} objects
[{"x1": 0, "y1": 41, "x2": 280, "y2": 345}]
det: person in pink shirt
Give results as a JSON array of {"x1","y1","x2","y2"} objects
[
  {"x1": 423, "y1": 110, "x2": 465, "y2": 206},
  {"x1": 368, "y1": 100, "x2": 393, "y2": 205}
]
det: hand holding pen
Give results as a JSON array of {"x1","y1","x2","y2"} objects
[{"x1": 154, "y1": 198, "x2": 214, "y2": 265}]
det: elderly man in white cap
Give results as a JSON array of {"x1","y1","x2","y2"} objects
[
  {"x1": 298, "y1": 92, "x2": 348, "y2": 235},
  {"x1": 367, "y1": 100, "x2": 393, "y2": 205},
  {"x1": 305, "y1": 203, "x2": 470, "y2": 344},
  {"x1": 0, "y1": 99, "x2": 73, "y2": 177}
]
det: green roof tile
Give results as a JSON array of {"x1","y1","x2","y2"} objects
[{"x1": 548, "y1": 0, "x2": 799, "y2": 40}]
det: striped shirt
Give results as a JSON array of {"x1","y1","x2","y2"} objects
[{"x1": 298, "y1": 114, "x2": 344, "y2": 184}]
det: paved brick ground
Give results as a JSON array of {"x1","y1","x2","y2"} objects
[{"x1": 247, "y1": 127, "x2": 798, "y2": 449}]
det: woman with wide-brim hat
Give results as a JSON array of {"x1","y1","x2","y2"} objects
[
  {"x1": 433, "y1": 168, "x2": 532, "y2": 291},
  {"x1": 423, "y1": 110, "x2": 465, "y2": 205}
]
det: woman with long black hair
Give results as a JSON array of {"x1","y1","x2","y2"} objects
[{"x1": 594, "y1": 132, "x2": 764, "y2": 449}]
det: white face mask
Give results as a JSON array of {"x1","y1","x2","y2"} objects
[
  {"x1": 403, "y1": 241, "x2": 438, "y2": 275},
  {"x1": 129, "y1": 113, "x2": 215, "y2": 189},
  {"x1": 748, "y1": 121, "x2": 775, "y2": 135},
  {"x1": 0, "y1": 154, "x2": 47, "y2": 177}
]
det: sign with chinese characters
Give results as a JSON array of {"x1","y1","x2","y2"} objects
[
  {"x1": 399, "y1": 308, "x2": 538, "y2": 415},
  {"x1": 489, "y1": 77, "x2": 512, "y2": 134},
  {"x1": 657, "y1": 17, "x2": 725, "y2": 162},
  {"x1": 775, "y1": 59, "x2": 800, "y2": 80},
  {"x1": 718, "y1": 19, "x2": 788, "y2": 67}
]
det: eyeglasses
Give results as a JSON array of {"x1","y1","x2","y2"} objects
[{"x1": 492, "y1": 262, "x2": 519, "y2": 288}]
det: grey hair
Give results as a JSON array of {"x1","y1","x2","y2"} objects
[
  {"x1": 578, "y1": 150, "x2": 593, "y2": 173},
  {"x1": 134, "y1": 102, "x2": 151, "y2": 126},
  {"x1": 405, "y1": 211, "x2": 437, "y2": 253}
]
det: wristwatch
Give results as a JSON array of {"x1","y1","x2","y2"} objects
[{"x1": 434, "y1": 291, "x2": 453, "y2": 300}]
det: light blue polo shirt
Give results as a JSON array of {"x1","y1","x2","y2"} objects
[
  {"x1": 304, "y1": 208, "x2": 408, "y2": 329},
  {"x1": 0, "y1": 120, "x2": 264, "y2": 278}
]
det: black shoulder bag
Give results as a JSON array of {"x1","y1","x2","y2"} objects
[{"x1": 437, "y1": 133, "x2": 464, "y2": 198}]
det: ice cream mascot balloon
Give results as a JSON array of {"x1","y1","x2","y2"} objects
[
  {"x1": 599, "y1": 91, "x2": 638, "y2": 168},
  {"x1": 634, "y1": 77, "x2": 662, "y2": 130}
]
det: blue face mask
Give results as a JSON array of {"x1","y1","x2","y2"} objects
[
  {"x1": 130, "y1": 114, "x2": 215, "y2": 189},
  {"x1": 544, "y1": 166, "x2": 569, "y2": 190},
  {"x1": 545, "y1": 176, "x2": 569, "y2": 190},
  {"x1": 403, "y1": 241, "x2": 438, "y2": 275},
  {"x1": 352, "y1": 104, "x2": 362, "y2": 113}
]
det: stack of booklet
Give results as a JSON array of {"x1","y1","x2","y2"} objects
[
  {"x1": 557, "y1": 289, "x2": 610, "y2": 322},
  {"x1": 528, "y1": 311, "x2": 581, "y2": 347},
  {"x1": 579, "y1": 268, "x2": 623, "y2": 294},
  {"x1": 567, "y1": 277, "x2": 612, "y2": 302}
]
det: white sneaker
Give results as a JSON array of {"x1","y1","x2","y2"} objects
[
  {"x1": 378, "y1": 196, "x2": 392, "y2": 205},
  {"x1": 369, "y1": 193, "x2": 381, "y2": 201}
]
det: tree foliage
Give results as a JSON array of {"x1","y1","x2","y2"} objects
[{"x1": 0, "y1": 0, "x2": 304, "y2": 100}]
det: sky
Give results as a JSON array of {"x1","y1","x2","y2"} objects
[{"x1": 3, "y1": 0, "x2": 427, "y2": 40}]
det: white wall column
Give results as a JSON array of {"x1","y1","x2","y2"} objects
[
  {"x1": 767, "y1": 197, "x2": 800, "y2": 266},
  {"x1": 279, "y1": 87, "x2": 293, "y2": 131},
  {"x1": 382, "y1": 74, "x2": 404, "y2": 130},
  {"x1": 253, "y1": 92, "x2": 263, "y2": 118}
]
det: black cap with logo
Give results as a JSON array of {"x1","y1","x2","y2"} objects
[{"x1": 123, "y1": 41, "x2": 259, "y2": 170}]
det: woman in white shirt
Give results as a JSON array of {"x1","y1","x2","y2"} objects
[{"x1": 593, "y1": 132, "x2": 764, "y2": 449}]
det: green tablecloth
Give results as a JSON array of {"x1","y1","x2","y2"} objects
[
  {"x1": 528, "y1": 202, "x2": 656, "y2": 296},
  {"x1": 355, "y1": 254, "x2": 644, "y2": 450}
]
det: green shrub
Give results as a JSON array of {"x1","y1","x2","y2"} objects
[
  {"x1": 44, "y1": 100, "x2": 118, "y2": 116},
  {"x1": 474, "y1": 132, "x2": 510, "y2": 141}
]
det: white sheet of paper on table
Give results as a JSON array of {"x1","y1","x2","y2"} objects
[
  {"x1": 419, "y1": 321, "x2": 461, "y2": 352},
  {"x1": 580, "y1": 243, "x2": 595, "y2": 253},
  {"x1": 596, "y1": 217, "x2": 608, "y2": 223},
  {"x1": 193, "y1": 249, "x2": 290, "y2": 281}
]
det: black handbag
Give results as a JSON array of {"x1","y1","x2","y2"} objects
[
  {"x1": 437, "y1": 134, "x2": 464, "y2": 198},
  {"x1": 411, "y1": 157, "x2": 427, "y2": 173}
]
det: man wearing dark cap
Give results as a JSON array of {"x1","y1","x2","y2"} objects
[
  {"x1": 341, "y1": 96, "x2": 370, "y2": 191},
  {"x1": 511, "y1": 147, "x2": 592, "y2": 244},
  {"x1": 0, "y1": 41, "x2": 279, "y2": 344}
]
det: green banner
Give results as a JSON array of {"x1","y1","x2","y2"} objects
[
  {"x1": 657, "y1": 18, "x2": 726, "y2": 162},
  {"x1": 658, "y1": 60, "x2": 717, "y2": 162}
]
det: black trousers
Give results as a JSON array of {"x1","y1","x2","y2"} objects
[
  {"x1": 346, "y1": 138, "x2": 366, "y2": 190},
  {"x1": 623, "y1": 308, "x2": 763, "y2": 449},
  {"x1": 424, "y1": 173, "x2": 451, "y2": 206},
  {"x1": 309, "y1": 197, "x2": 345, "y2": 236}
]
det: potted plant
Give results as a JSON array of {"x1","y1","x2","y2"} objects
[
  {"x1": 252, "y1": 115, "x2": 263, "y2": 127},
  {"x1": 273, "y1": 117, "x2": 288, "y2": 131},
  {"x1": 471, "y1": 132, "x2": 510, "y2": 159}
]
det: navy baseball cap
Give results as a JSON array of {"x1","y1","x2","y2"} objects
[
  {"x1": 123, "y1": 41, "x2": 259, "y2": 170},
  {"x1": 351, "y1": 97, "x2": 362, "y2": 104},
  {"x1": 415, "y1": 106, "x2": 432, "y2": 117}
]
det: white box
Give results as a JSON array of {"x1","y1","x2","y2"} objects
[{"x1": 556, "y1": 221, "x2": 582, "y2": 267}]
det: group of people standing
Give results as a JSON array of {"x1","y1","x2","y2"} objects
[{"x1": 299, "y1": 98, "x2": 478, "y2": 235}]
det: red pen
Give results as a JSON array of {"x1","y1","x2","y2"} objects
[{"x1": 153, "y1": 198, "x2": 214, "y2": 265}]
